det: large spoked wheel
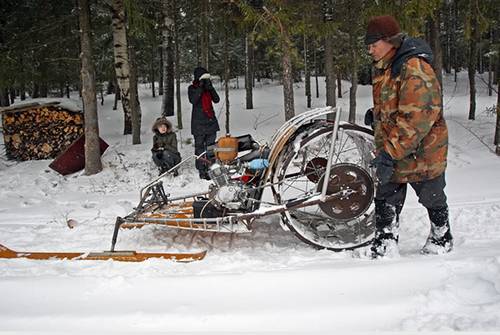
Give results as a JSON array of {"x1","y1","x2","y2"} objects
[{"x1": 272, "y1": 121, "x2": 376, "y2": 251}]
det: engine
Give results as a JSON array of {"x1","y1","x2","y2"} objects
[
  {"x1": 207, "y1": 162, "x2": 249, "y2": 210},
  {"x1": 192, "y1": 134, "x2": 269, "y2": 218}
]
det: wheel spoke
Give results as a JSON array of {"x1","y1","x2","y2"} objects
[{"x1": 275, "y1": 124, "x2": 376, "y2": 251}]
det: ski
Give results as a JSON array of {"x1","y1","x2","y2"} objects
[{"x1": 0, "y1": 244, "x2": 206, "y2": 263}]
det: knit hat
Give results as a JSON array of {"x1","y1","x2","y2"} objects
[
  {"x1": 365, "y1": 15, "x2": 401, "y2": 45},
  {"x1": 193, "y1": 67, "x2": 208, "y2": 81}
]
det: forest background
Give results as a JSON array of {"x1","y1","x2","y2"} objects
[{"x1": 0, "y1": 0, "x2": 499, "y2": 174}]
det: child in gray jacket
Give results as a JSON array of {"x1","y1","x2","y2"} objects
[{"x1": 151, "y1": 118, "x2": 181, "y2": 176}]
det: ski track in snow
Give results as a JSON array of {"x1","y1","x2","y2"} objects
[{"x1": 1, "y1": 73, "x2": 500, "y2": 332}]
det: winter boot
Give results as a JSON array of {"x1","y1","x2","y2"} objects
[
  {"x1": 370, "y1": 200, "x2": 401, "y2": 258},
  {"x1": 421, "y1": 206, "x2": 453, "y2": 254},
  {"x1": 199, "y1": 170, "x2": 210, "y2": 180}
]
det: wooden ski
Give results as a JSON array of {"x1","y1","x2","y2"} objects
[{"x1": 0, "y1": 244, "x2": 206, "y2": 263}]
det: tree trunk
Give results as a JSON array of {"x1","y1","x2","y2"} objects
[
  {"x1": 111, "y1": 0, "x2": 132, "y2": 134},
  {"x1": 467, "y1": 0, "x2": 478, "y2": 120},
  {"x1": 314, "y1": 40, "x2": 319, "y2": 98},
  {"x1": 9, "y1": 87, "x2": 15, "y2": 104},
  {"x1": 325, "y1": 34, "x2": 336, "y2": 109},
  {"x1": 224, "y1": 23, "x2": 230, "y2": 134},
  {"x1": 443, "y1": 3, "x2": 452, "y2": 74},
  {"x1": 128, "y1": 44, "x2": 142, "y2": 144},
  {"x1": 32, "y1": 83, "x2": 40, "y2": 98},
  {"x1": 245, "y1": 32, "x2": 254, "y2": 110},
  {"x1": 429, "y1": 12, "x2": 443, "y2": 88},
  {"x1": 161, "y1": 0, "x2": 175, "y2": 117},
  {"x1": 78, "y1": 0, "x2": 102, "y2": 175},
  {"x1": 174, "y1": 0, "x2": 182, "y2": 129},
  {"x1": 304, "y1": 31, "x2": 311, "y2": 108},
  {"x1": 337, "y1": 70, "x2": 342, "y2": 98},
  {"x1": 349, "y1": 37, "x2": 358, "y2": 123},
  {"x1": 282, "y1": 28, "x2": 295, "y2": 121},
  {"x1": 452, "y1": 1, "x2": 458, "y2": 82},
  {"x1": 488, "y1": 27, "x2": 493, "y2": 97},
  {"x1": 150, "y1": 47, "x2": 156, "y2": 98},
  {"x1": 0, "y1": 88, "x2": 10, "y2": 107},
  {"x1": 158, "y1": 46, "x2": 164, "y2": 95},
  {"x1": 113, "y1": 78, "x2": 119, "y2": 110},
  {"x1": 201, "y1": 0, "x2": 209, "y2": 69},
  {"x1": 495, "y1": 80, "x2": 500, "y2": 153},
  {"x1": 20, "y1": 82, "x2": 26, "y2": 101},
  {"x1": 59, "y1": 83, "x2": 64, "y2": 98},
  {"x1": 40, "y1": 78, "x2": 48, "y2": 98},
  {"x1": 478, "y1": 41, "x2": 483, "y2": 74}
]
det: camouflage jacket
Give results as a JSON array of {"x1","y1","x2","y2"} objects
[{"x1": 372, "y1": 36, "x2": 448, "y2": 183}]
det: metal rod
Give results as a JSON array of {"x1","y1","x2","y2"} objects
[
  {"x1": 321, "y1": 107, "x2": 342, "y2": 201},
  {"x1": 110, "y1": 216, "x2": 125, "y2": 252},
  {"x1": 140, "y1": 153, "x2": 205, "y2": 199}
]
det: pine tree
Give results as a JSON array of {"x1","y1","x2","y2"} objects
[{"x1": 78, "y1": 0, "x2": 102, "y2": 175}]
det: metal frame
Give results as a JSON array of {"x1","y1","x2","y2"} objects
[{"x1": 110, "y1": 107, "x2": 372, "y2": 251}]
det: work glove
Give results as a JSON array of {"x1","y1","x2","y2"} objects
[
  {"x1": 364, "y1": 108, "x2": 375, "y2": 129},
  {"x1": 247, "y1": 158, "x2": 269, "y2": 170},
  {"x1": 370, "y1": 150, "x2": 395, "y2": 185}
]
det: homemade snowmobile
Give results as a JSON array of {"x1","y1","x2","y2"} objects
[
  {"x1": 0, "y1": 107, "x2": 376, "y2": 263},
  {"x1": 110, "y1": 106, "x2": 376, "y2": 254}
]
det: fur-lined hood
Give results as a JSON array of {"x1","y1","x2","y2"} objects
[{"x1": 152, "y1": 117, "x2": 173, "y2": 134}]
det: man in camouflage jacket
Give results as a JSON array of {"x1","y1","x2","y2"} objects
[{"x1": 364, "y1": 15, "x2": 453, "y2": 258}]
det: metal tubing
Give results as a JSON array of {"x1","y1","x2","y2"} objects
[
  {"x1": 110, "y1": 216, "x2": 125, "y2": 252},
  {"x1": 321, "y1": 107, "x2": 342, "y2": 201}
]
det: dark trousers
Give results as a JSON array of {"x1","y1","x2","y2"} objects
[
  {"x1": 152, "y1": 150, "x2": 181, "y2": 171},
  {"x1": 372, "y1": 174, "x2": 450, "y2": 255},
  {"x1": 194, "y1": 133, "x2": 216, "y2": 173},
  {"x1": 375, "y1": 173, "x2": 448, "y2": 211}
]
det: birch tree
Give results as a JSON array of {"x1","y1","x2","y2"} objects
[{"x1": 110, "y1": 0, "x2": 133, "y2": 135}]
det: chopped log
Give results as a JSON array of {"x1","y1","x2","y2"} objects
[{"x1": 1, "y1": 100, "x2": 84, "y2": 161}]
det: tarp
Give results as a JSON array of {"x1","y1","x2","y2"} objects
[{"x1": 49, "y1": 135, "x2": 108, "y2": 175}]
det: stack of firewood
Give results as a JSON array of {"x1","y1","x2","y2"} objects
[{"x1": 1, "y1": 101, "x2": 84, "y2": 161}]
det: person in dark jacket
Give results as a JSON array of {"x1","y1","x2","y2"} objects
[
  {"x1": 364, "y1": 15, "x2": 452, "y2": 258},
  {"x1": 151, "y1": 117, "x2": 181, "y2": 176},
  {"x1": 188, "y1": 66, "x2": 220, "y2": 180}
]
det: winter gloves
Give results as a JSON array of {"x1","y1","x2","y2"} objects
[
  {"x1": 199, "y1": 73, "x2": 213, "y2": 91},
  {"x1": 364, "y1": 108, "x2": 375, "y2": 129},
  {"x1": 370, "y1": 150, "x2": 395, "y2": 185}
]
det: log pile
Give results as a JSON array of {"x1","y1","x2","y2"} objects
[{"x1": 1, "y1": 101, "x2": 84, "y2": 161}]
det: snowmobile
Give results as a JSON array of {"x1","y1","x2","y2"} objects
[
  {"x1": 111, "y1": 107, "x2": 376, "y2": 252},
  {"x1": 0, "y1": 107, "x2": 376, "y2": 262}
]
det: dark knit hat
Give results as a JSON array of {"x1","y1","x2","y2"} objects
[
  {"x1": 365, "y1": 15, "x2": 401, "y2": 45},
  {"x1": 193, "y1": 66, "x2": 208, "y2": 81}
]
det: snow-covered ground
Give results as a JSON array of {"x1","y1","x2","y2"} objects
[{"x1": 1, "y1": 72, "x2": 499, "y2": 334}]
